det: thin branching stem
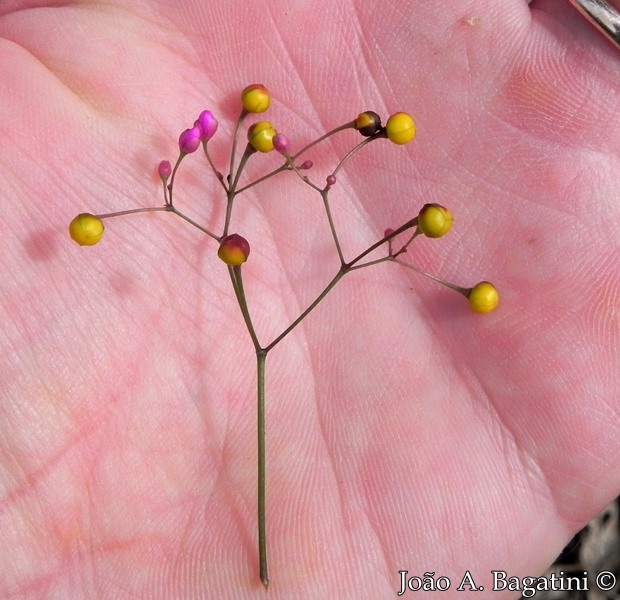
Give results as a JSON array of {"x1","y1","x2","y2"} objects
[
  {"x1": 329, "y1": 135, "x2": 379, "y2": 179},
  {"x1": 264, "y1": 269, "x2": 345, "y2": 352},
  {"x1": 230, "y1": 147, "x2": 254, "y2": 196},
  {"x1": 98, "y1": 205, "x2": 220, "y2": 241},
  {"x1": 348, "y1": 255, "x2": 393, "y2": 271},
  {"x1": 167, "y1": 153, "x2": 185, "y2": 207},
  {"x1": 229, "y1": 110, "x2": 247, "y2": 188},
  {"x1": 234, "y1": 163, "x2": 289, "y2": 195},
  {"x1": 393, "y1": 258, "x2": 469, "y2": 295},
  {"x1": 321, "y1": 190, "x2": 345, "y2": 264},
  {"x1": 264, "y1": 219, "x2": 418, "y2": 352},
  {"x1": 233, "y1": 120, "x2": 374, "y2": 196},
  {"x1": 229, "y1": 266, "x2": 262, "y2": 351},
  {"x1": 203, "y1": 143, "x2": 228, "y2": 193},
  {"x1": 290, "y1": 121, "x2": 355, "y2": 160},
  {"x1": 96, "y1": 206, "x2": 171, "y2": 220},
  {"x1": 345, "y1": 217, "x2": 418, "y2": 267},
  {"x1": 224, "y1": 147, "x2": 255, "y2": 236},
  {"x1": 169, "y1": 207, "x2": 220, "y2": 241},
  {"x1": 394, "y1": 229, "x2": 422, "y2": 255}
]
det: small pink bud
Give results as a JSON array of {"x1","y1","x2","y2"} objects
[
  {"x1": 218, "y1": 233, "x2": 251, "y2": 266},
  {"x1": 326, "y1": 175, "x2": 337, "y2": 186},
  {"x1": 384, "y1": 228, "x2": 395, "y2": 238},
  {"x1": 195, "y1": 110, "x2": 218, "y2": 141},
  {"x1": 273, "y1": 133, "x2": 290, "y2": 154},
  {"x1": 178, "y1": 126, "x2": 201, "y2": 154},
  {"x1": 158, "y1": 160, "x2": 172, "y2": 179},
  {"x1": 299, "y1": 160, "x2": 313, "y2": 170}
]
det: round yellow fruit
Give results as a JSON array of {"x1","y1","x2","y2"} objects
[
  {"x1": 468, "y1": 281, "x2": 499, "y2": 314},
  {"x1": 69, "y1": 213, "x2": 104, "y2": 246}
]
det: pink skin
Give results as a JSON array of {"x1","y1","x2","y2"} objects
[{"x1": 1, "y1": 1, "x2": 619, "y2": 598}]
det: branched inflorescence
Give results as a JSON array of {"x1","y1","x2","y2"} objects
[{"x1": 69, "y1": 84, "x2": 499, "y2": 589}]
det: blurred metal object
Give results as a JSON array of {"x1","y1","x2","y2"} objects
[{"x1": 568, "y1": 0, "x2": 620, "y2": 49}]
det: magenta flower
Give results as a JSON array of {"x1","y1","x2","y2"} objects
[
  {"x1": 178, "y1": 126, "x2": 201, "y2": 154},
  {"x1": 195, "y1": 110, "x2": 218, "y2": 142}
]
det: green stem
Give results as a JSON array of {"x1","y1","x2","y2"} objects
[
  {"x1": 234, "y1": 121, "x2": 360, "y2": 196},
  {"x1": 290, "y1": 121, "x2": 355, "y2": 161},
  {"x1": 96, "y1": 206, "x2": 171, "y2": 220},
  {"x1": 348, "y1": 255, "x2": 393, "y2": 271},
  {"x1": 265, "y1": 269, "x2": 345, "y2": 352},
  {"x1": 96, "y1": 205, "x2": 220, "y2": 241},
  {"x1": 234, "y1": 163, "x2": 289, "y2": 195},
  {"x1": 321, "y1": 190, "x2": 345, "y2": 264},
  {"x1": 167, "y1": 153, "x2": 186, "y2": 207},
  {"x1": 284, "y1": 155, "x2": 322, "y2": 192},
  {"x1": 230, "y1": 146, "x2": 254, "y2": 195},
  {"x1": 347, "y1": 217, "x2": 418, "y2": 267},
  {"x1": 229, "y1": 266, "x2": 262, "y2": 351},
  {"x1": 203, "y1": 143, "x2": 228, "y2": 193},
  {"x1": 224, "y1": 147, "x2": 255, "y2": 236},
  {"x1": 256, "y1": 350, "x2": 268, "y2": 589},
  {"x1": 227, "y1": 267, "x2": 269, "y2": 587},
  {"x1": 169, "y1": 207, "x2": 220, "y2": 241},
  {"x1": 234, "y1": 121, "x2": 369, "y2": 196},
  {"x1": 393, "y1": 258, "x2": 469, "y2": 295},
  {"x1": 328, "y1": 135, "x2": 378, "y2": 179},
  {"x1": 394, "y1": 228, "x2": 422, "y2": 255},
  {"x1": 229, "y1": 110, "x2": 247, "y2": 189}
]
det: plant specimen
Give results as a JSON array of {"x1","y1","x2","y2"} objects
[{"x1": 69, "y1": 84, "x2": 499, "y2": 589}]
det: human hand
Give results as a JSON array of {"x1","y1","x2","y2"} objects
[{"x1": 1, "y1": 1, "x2": 618, "y2": 598}]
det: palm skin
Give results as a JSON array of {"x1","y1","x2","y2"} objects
[{"x1": 1, "y1": 0, "x2": 619, "y2": 598}]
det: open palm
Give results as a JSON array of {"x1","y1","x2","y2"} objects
[{"x1": 1, "y1": 1, "x2": 618, "y2": 598}]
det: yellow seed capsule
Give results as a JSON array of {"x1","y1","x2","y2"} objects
[
  {"x1": 417, "y1": 203, "x2": 453, "y2": 238},
  {"x1": 241, "y1": 84, "x2": 271, "y2": 113},
  {"x1": 385, "y1": 112, "x2": 416, "y2": 145},
  {"x1": 468, "y1": 281, "x2": 499, "y2": 314},
  {"x1": 69, "y1": 213, "x2": 104, "y2": 246},
  {"x1": 248, "y1": 121, "x2": 277, "y2": 153}
]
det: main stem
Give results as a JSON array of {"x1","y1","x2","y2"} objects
[
  {"x1": 256, "y1": 350, "x2": 268, "y2": 589},
  {"x1": 229, "y1": 267, "x2": 269, "y2": 588}
]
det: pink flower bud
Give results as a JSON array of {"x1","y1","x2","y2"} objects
[
  {"x1": 195, "y1": 110, "x2": 218, "y2": 142},
  {"x1": 326, "y1": 175, "x2": 337, "y2": 186},
  {"x1": 273, "y1": 133, "x2": 290, "y2": 154},
  {"x1": 299, "y1": 160, "x2": 313, "y2": 170},
  {"x1": 384, "y1": 227, "x2": 395, "y2": 237},
  {"x1": 178, "y1": 126, "x2": 201, "y2": 154},
  {"x1": 158, "y1": 160, "x2": 172, "y2": 179}
]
